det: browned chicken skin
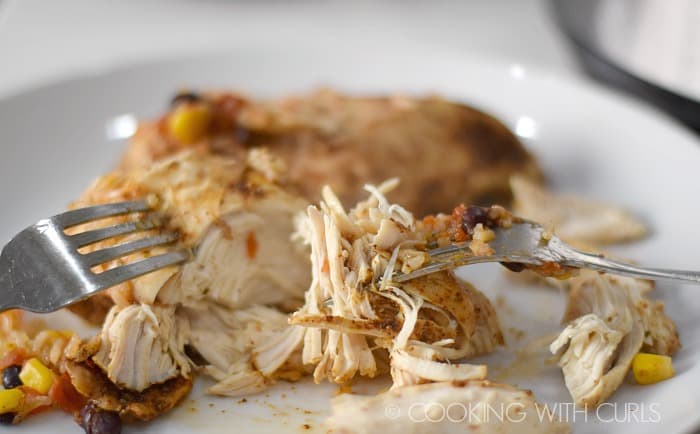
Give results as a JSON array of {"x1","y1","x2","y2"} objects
[{"x1": 65, "y1": 361, "x2": 192, "y2": 422}]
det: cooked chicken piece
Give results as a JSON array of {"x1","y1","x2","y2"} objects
[
  {"x1": 56, "y1": 303, "x2": 195, "y2": 420},
  {"x1": 156, "y1": 197, "x2": 309, "y2": 310},
  {"x1": 91, "y1": 304, "x2": 191, "y2": 392},
  {"x1": 571, "y1": 273, "x2": 679, "y2": 356},
  {"x1": 69, "y1": 149, "x2": 310, "y2": 322},
  {"x1": 327, "y1": 380, "x2": 570, "y2": 434},
  {"x1": 58, "y1": 150, "x2": 312, "y2": 418},
  {"x1": 124, "y1": 90, "x2": 542, "y2": 216},
  {"x1": 551, "y1": 314, "x2": 643, "y2": 408},
  {"x1": 389, "y1": 345, "x2": 488, "y2": 388},
  {"x1": 560, "y1": 272, "x2": 679, "y2": 356},
  {"x1": 183, "y1": 303, "x2": 307, "y2": 396},
  {"x1": 289, "y1": 181, "x2": 502, "y2": 387},
  {"x1": 389, "y1": 277, "x2": 504, "y2": 388},
  {"x1": 511, "y1": 175, "x2": 647, "y2": 244},
  {"x1": 550, "y1": 270, "x2": 679, "y2": 407},
  {"x1": 457, "y1": 280, "x2": 505, "y2": 358},
  {"x1": 65, "y1": 360, "x2": 192, "y2": 422}
]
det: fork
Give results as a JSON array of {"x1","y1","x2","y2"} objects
[
  {"x1": 394, "y1": 219, "x2": 700, "y2": 284},
  {"x1": 0, "y1": 200, "x2": 190, "y2": 313}
]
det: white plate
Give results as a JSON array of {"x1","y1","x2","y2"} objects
[{"x1": 1, "y1": 43, "x2": 699, "y2": 434}]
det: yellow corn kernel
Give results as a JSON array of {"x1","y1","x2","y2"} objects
[
  {"x1": 19, "y1": 358, "x2": 55, "y2": 394},
  {"x1": 632, "y1": 353, "x2": 674, "y2": 385},
  {"x1": 0, "y1": 388, "x2": 24, "y2": 413},
  {"x1": 167, "y1": 103, "x2": 212, "y2": 144}
]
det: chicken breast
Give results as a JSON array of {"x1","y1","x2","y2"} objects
[
  {"x1": 327, "y1": 381, "x2": 570, "y2": 434},
  {"x1": 183, "y1": 303, "x2": 308, "y2": 396},
  {"x1": 124, "y1": 90, "x2": 542, "y2": 217},
  {"x1": 289, "y1": 181, "x2": 503, "y2": 387},
  {"x1": 61, "y1": 149, "x2": 313, "y2": 416},
  {"x1": 511, "y1": 175, "x2": 647, "y2": 244},
  {"x1": 91, "y1": 304, "x2": 191, "y2": 392},
  {"x1": 69, "y1": 149, "x2": 310, "y2": 323},
  {"x1": 561, "y1": 273, "x2": 679, "y2": 357},
  {"x1": 70, "y1": 300, "x2": 308, "y2": 401},
  {"x1": 457, "y1": 280, "x2": 505, "y2": 358},
  {"x1": 550, "y1": 270, "x2": 679, "y2": 407}
]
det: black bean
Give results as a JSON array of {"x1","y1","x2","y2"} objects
[
  {"x1": 88, "y1": 411, "x2": 121, "y2": 434},
  {"x1": 500, "y1": 262, "x2": 526, "y2": 273},
  {"x1": 0, "y1": 413, "x2": 14, "y2": 425},
  {"x1": 2, "y1": 365, "x2": 22, "y2": 389},
  {"x1": 461, "y1": 205, "x2": 490, "y2": 235},
  {"x1": 170, "y1": 91, "x2": 202, "y2": 108},
  {"x1": 233, "y1": 126, "x2": 250, "y2": 144},
  {"x1": 80, "y1": 402, "x2": 122, "y2": 434},
  {"x1": 79, "y1": 402, "x2": 95, "y2": 428}
]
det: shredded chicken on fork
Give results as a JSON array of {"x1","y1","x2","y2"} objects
[{"x1": 289, "y1": 180, "x2": 504, "y2": 387}]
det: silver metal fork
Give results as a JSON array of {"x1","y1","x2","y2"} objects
[
  {"x1": 395, "y1": 219, "x2": 700, "y2": 284},
  {"x1": 0, "y1": 200, "x2": 190, "y2": 313}
]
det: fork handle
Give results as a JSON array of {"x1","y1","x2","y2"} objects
[
  {"x1": 561, "y1": 248, "x2": 700, "y2": 284},
  {"x1": 396, "y1": 242, "x2": 700, "y2": 284}
]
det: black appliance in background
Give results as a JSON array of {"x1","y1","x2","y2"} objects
[{"x1": 550, "y1": 0, "x2": 700, "y2": 133}]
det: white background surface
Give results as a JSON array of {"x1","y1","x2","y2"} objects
[{"x1": 0, "y1": 0, "x2": 579, "y2": 99}]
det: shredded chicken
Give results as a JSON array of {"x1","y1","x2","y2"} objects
[
  {"x1": 550, "y1": 270, "x2": 679, "y2": 407},
  {"x1": 70, "y1": 149, "x2": 309, "y2": 314},
  {"x1": 184, "y1": 304, "x2": 307, "y2": 396},
  {"x1": 624, "y1": 278, "x2": 679, "y2": 354},
  {"x1": 289, "y1": 181, "x2": 503, "y2": 387},
  {"x1": 92, "y1": 304, "x2": 191, "y2": 392},
  {"x1": 327, "y1": 381, "x2": 570, "y2": 434},
  {"x1": 61, "y1": 149, "x2": 313, "y2": 413}
]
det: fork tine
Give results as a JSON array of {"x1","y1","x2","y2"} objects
[
  {"x1": 55, "y1": 200, "x2": 150, "y2": 228},
  {"x1": 394, "y1": 262, "x2": 453, "y2": 283},
  {"x1": 428, "y1": 244, "x2": 470, "y2": 257},
  {"x1": 94, "y1": 250, "x2": 190, "y2": 289},
  {"x1": 70, "y1": 220, "x2": 159, "y2": 247},
  {"x1": 83, "y1": 232, "x2": 179, "y2": 266}
]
